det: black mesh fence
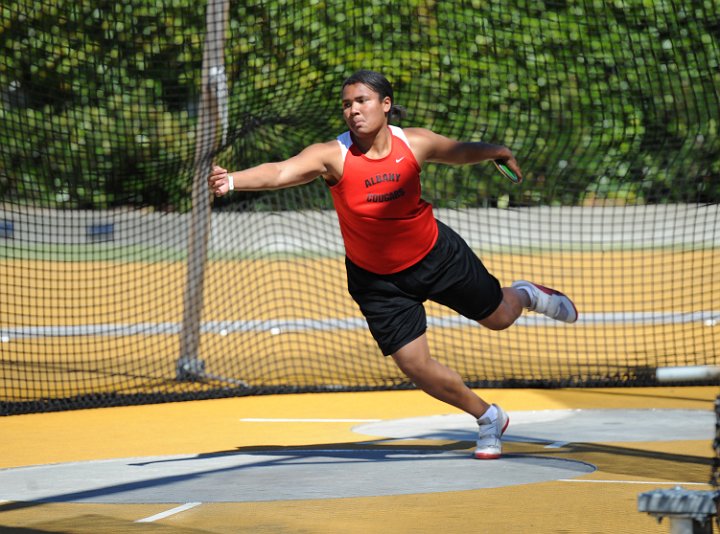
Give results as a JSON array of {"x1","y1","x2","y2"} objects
[{"x1": 1, "y1": 0, "x2": 719, "y2": 414}]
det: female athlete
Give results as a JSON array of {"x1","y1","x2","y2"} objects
[{"x1": 208, "y1": 70, "x2": 578, "y2": 459}]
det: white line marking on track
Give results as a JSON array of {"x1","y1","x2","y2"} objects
[
  {"x1": 5, "y1": 310, "x2": 719, "y2": 339},
  {"x1": 545, "y1": 441, "x2": 570, "y2": 448},
  {"x1": 135, "y1": 502, "x2": 202, "y2": 523},
  {"x1": 559, "y1": 479, "x2": 709, "y2": 486},
  {"x1": 240, "y1": 418, "x2": 382, "y2": 423}
]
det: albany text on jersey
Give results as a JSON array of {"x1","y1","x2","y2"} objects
[{"x1": 329, "y1": 126, "x2": 438, "y2": 274}]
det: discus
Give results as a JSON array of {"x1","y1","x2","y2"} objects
[{"x1": 494, "y1": 160, "x2": 522, "y2": 184}]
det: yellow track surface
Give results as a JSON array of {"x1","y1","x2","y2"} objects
[{"x1": 1, "y1": 386, "x2": 717, "y2": 533}]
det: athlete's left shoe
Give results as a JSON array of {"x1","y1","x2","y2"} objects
[
  {"x1": 512, "y1": 280, "x2": 579, "y2": 324},
  {"x1": 474, "y1": 404, "x2": 510, "y2": 460}
]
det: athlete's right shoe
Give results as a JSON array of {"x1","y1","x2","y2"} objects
[{"x1": 512, "y1": 280, "x2": 579, "y2": 323}]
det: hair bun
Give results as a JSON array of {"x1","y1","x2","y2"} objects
[{"x1": 389, "y1": 105, "x2": 407, "y2": 121}]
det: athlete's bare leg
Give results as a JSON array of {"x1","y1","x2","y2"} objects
[
  {"x1": 391, "y1": 334, "x2": 490, "y2": 418},
  {"x1": 391, "y1": 287, "x2": 530, "y2": 419},
  {"x1": 478, "y1": 287, "x2": 528, "y2": 330}
]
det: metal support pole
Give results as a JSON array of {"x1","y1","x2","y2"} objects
[{"x1": 177, "y1": 0, "x2": 229, "y2": 380}]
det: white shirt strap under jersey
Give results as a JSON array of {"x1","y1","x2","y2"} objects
[
  {"x1": 388, "y1": 124, "x2": 411, "y2": 147},
  {"x1": 336, "y1": 131, "x2": 352, "y2": 165},
  {"x1": 336, "y1": 125, "x2": 413, "y2": 166}
]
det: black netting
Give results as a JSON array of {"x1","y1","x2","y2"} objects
[{"x1": 2, "y1": 0, "x2": 719, "y2": 414}]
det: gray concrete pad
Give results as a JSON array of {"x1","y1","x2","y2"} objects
[
  {"x1": 353, "y1": 409, "x2": 714, "y2": 443},
  {"x1": 3, "y1": 409, "x2": 708, "y2": 504},
  {"x1": 0, "y1": 450, "x2": 594, "y2": 504}
]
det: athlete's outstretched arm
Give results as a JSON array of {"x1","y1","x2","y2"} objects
[
  {"x1": 405, "y1": 128, "x2": 523, "y2": 181},
  {"x1": 208, "y1": 141, "x2": 340, "y2": 197}
]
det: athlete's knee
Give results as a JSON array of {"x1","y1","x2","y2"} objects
[
  {"x1": 391, "y1": 339, "x2": 427, "y2": 374},
  {"x1": 480, "y1": 317, "x2": 514, "y2": 331},
  {"x1": 392, "y1": 352, "x2": 429, "y2": 379},
  {"x1": 478, "y1": 293, "x2": 522, "y2": 330}
]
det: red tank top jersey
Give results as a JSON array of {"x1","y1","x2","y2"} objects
[{"x1": 329, "y1": 125, "x2": 438, "y2": 274}]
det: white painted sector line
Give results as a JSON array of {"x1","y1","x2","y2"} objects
[
  {"x1": 135, "y1": 502, "x2": 202, "y2": 523},
  {"x1": 559, "y1": 479, "x2": 709, "y2": 486},
  {"x1": 240, "y1": 418, "x2": 382, "y2": 423},
  {"x1": 544, "y1": 441, "x2": 570, "y2": 449}
]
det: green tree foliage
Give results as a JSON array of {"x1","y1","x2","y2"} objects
[{"x1": 1, "y1": 0, "x2": 719, "y2": 210}]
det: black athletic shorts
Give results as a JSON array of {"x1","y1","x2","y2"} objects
[{"x1": 345, "y1": 219, "x2": 503, "y2": 356}]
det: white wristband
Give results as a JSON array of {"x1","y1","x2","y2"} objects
[{"x1": 228, "y1": 174, "x2": 234, "y2": 191}]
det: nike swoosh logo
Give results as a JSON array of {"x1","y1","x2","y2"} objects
[{"x1": 396, "y1": 157, "x2": 405, "y2": 163}]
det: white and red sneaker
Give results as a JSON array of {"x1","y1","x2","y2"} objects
[
  {"x1": 512, "y1": 280, "x2": 579, "y2": 323},
  {"x1": 474, "y1": 404, "x2": 510, "y2": 460}
]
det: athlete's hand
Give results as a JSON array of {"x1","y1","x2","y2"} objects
[{"x1": 208, "y1": 165, "x2": 231, "y2": 197}]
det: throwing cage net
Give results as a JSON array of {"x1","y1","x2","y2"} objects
[{"x1": 1, "y1": 0, "x2": 719, "y2": 414}]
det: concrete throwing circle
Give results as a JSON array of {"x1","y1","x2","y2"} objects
[
  {"x1": 353, "y1": 409, "x2": 714, "y2": 443},
  {"x1": 3, "y1": 409, "x2": 708, "y2": 504},
  {"x1": 0, "y1": 450, "x2": 594, "y2": 503}
]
